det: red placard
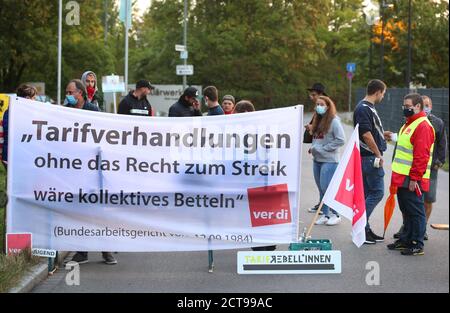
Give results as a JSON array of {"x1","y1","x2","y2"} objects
[
  {"x1": 6, "y1": 233, "x2": 32, "y2": 255},
  {"x1": 247, "y1": 184, "x2": 291, "y2": 227}
]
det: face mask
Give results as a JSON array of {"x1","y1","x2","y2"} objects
[
  {"x1": 403, "y1": 107, "x2": 415, "y2": 118},
  {"x1": 65, "y1": 95, "x2": 77, "y2": 106},
  {"x1": 316, "y1": 105, "x2": 327, "y2": 115},
  {"x1": 424, "y1": 107, "x2": 432, "y2": 115}
]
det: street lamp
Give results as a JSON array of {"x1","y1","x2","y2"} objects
[
  {"x1": 380, "y1": 1, "x2": 394, "y2": 81},
  {"x1": 180, "y1": 0, "x2": 188, "y2": 90},
  {"x1": 363, "y1": 1, "x2": 380, "y2": 79},
  {"x1": 406, "y1": 0, "x2": 412, "y2": 90}
]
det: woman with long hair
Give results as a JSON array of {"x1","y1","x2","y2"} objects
[{"x1": 308, "y1": 96, "x2": 346, "y2": 226}]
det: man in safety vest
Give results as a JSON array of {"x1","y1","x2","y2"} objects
[{"x1": 387, "y1": 93, "x2": 435, "y2": 256}]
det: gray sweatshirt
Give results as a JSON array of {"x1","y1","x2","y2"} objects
[{"x1": 311, "y1": 116, "x2": 346, "y2": 163}]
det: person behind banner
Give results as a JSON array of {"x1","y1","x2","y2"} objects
[
  {"x1": 63, "y1": 79, "x2": 99, "y2": 111},
  {"x1": 169, "y1": 87, "x2": 202, "y2": 117},
  {"x1": 81, "y1": 70, "x2": 103, "y2": 111},
  {"x1": 233, "y1": 100, "x2": 255, "y2": 113},
  {"x1": 118, "y1": 80, "x2": 154, "y2": 117},
  {"x1": 308, "y1": 96, "x2": 346, "y2": 226},
  {"x1": 305, "y1": 83, "x2": 328, "y2": 215},
  {"x1": 64, "y1": 79, "x2": 117, "y2": 265},
  {"x1": 222, "y1": 95, "x2": 235, "y2": 115},
  {"x1": 387, "y1": 93, "x2": 435, "y2": 256},
  {"x1": 2, "y1": 84, "x2": 38, "y2": 167},
  {"x1": 231, "y1": 100, "x2": 276, "y2": 251},
  {"x1": 203, "y1": 86, "x2": 225, "y2": 116},
  {"x1": 353, "y1": 79, "x2": 393, "y2": 244}
]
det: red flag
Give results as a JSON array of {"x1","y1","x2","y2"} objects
[{"x1": 322, "y1": 125, "x2": 367, "y2": 247}]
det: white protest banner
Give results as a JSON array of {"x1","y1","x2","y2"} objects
[{"x1": 7, "y1": 97, "x2": 303, "y2": 252}]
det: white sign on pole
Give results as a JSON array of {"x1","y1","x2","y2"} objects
[
  {"x1": 175, "y1": 44, "x2": 186, "y2": 52},
  {"x1": 7, "y1": 98, "x2": 303, "y2": 252},
  {"x1": 176, "y1": 65, "x2": 194, "y2": 76},
  {"x1": 102, "y1": 75, "x2": 126, "y2": 93},
  {"x1": 237, "y1": 251, "x2": 342, "y2": 274}
]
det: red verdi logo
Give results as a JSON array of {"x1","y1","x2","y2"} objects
[{"x1": 247, "y1": 184, "x2": 291, "y2": 227}]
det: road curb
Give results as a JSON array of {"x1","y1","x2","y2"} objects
[
  {"x1": 7, "y1": 251, "x2": 70, "y2": 293},
  {"x1": 7, "y1": 260, "x2": 48, "y2": 293}
]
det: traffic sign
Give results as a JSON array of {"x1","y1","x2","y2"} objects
[
  {"x1": 346, "y1": 63, "x2": 356, "y2": 73},
  {"x1": 176, "y1": 65, "x2": 194, "y2": 76},
  {"x1": 180, "y1": 51, "x2": 188, "y2": 60},
  {"x1": 347, "y1": 72, "x2": 354, "y2": 80},
  {"x1": 175, "y1": 44, "x2": 186, "y2": 52}
]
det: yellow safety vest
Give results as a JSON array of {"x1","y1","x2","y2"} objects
[{"x1": 392, "y1": 116, "x2": 435, "y2": 179}]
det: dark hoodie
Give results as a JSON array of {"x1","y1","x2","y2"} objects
[
  {"x1": 168, "y1": 96, "x2": 202, "y2": 117},
  {"x1": 118, "y1": 90, "x2": 153, "y2": 117}
]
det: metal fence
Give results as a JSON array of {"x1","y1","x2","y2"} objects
[{"x1": 355, "y1": 88, "x2": 449, "y2": 153}]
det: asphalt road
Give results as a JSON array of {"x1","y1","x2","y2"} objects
[{"x1": 32, "y1": 114, "x2": 449, "y2": 293}]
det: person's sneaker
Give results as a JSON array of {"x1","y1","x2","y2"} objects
[
  {"x1": 70, "y1": 252, "x2": 88, "y2": 264},
  {"x1": 367, "y1": 228, "x2": 384, "y2": 242},
  {"x1": 364, "y1": 230, "x2": 376, "y2": 244},
  {"x1": 401, "y1": 246, "x2": 424, "y2": 256},
  {"x1": 393, "y1": 225, "x2": 404, "y2": 239},
  {"x1": 424, "y1": 232, "x2": 428, "y2": 241},
  {"x1": 307, "y1": 204, "x2": 323, "y2": 215},
  {"x1": 315, "y1": 215, "x2": 329, "y2": 225},
  {"x1": 102, "y1": 252, "x2": 118, "y2": 265},
  {"x1": 387, "y1": 240, "x2": 409, "y2": 250},
  {"x1": 326, "y1": 215, "x2": 341, "y2": 226}
]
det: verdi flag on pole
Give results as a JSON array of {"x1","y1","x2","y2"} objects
[
  {"x1": 322, "y1": 125, "x2": 367, "y2": 247},
  {"x1": 119, "y1": 0, "x2": 132, "y2": 28}
]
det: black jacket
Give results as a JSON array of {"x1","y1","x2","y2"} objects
[
  {"x1": 168, "y1": 97, "x2": 202, "y2": 117},
  {"x1": 428, "y1": 113, "x2": 447, "y2": 167},
  {"x1": 118, "y1": 91, "x2": 152, "y2": 117}
]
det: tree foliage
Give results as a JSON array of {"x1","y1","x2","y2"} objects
[{"x1": 0, "y1": 0, "x2": 448, "y2": 109}]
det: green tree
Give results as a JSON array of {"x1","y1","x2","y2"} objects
[{"x1": 0, "y1": 0, "x2": 121, "y2": 100}]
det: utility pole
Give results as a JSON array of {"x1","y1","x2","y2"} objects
[
  {"x1": 125, "y1": 0, "x2": 129, "y2": 89},
  {"x1": 183, "y1": 0, "x2": 188, "y2": 90},
  {"x1": 369, "y1": 27, "x2": 373, "y2": 78},
  {"x1": 380, "y1": 1, "x2": 385, "y2": 81},
  {"x1": 104, "y1": 0, "x2": 108, "y2": 44},
  {"x1": 407, "y1": 0, "x2": 412, "y2": 90},
  {"x1": 57, "y1": 0, "x2": 62, "y2": 105}
]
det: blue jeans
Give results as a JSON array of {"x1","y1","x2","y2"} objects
[
  {"x1": 313, "y1": 161, "x2": 339, "y2": 217},
  {"x1": 361, "y1": 156, "x2": 385, "y2": 230},
  {"x1": 397, "y1": 187, "x2": 426, "y2": 248}
]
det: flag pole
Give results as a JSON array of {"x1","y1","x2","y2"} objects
[
  {"x1": 306, "y1": 200, "x2": 324, "y2": 239},
  {"x1": 124, "y1": 0, "x2": 129, "y2": 88},
  {"x1": 57, "y1": 0, "x2": 62, "y2": 105}
]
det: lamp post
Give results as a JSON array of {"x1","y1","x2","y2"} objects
[
  {"x1": 57, "y1": 0, "x2": 62, "y2": 105},
  {"x1": 406, "y1": 0, "x2": 412, "y2": 90},
  {"x1": 380, "y1": 1, "x2": 394, "y2": 81},
  {"x1": 363, "y1": 1, "x2": 380, "y2": 79},
  {"x1": 182, "y1": 0, "x2": 188, "y2": 90}
]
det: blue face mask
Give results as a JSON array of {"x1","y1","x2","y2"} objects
[
  {"x1": 65, "y1": 95, "x2": 77, "y2": 106},
  {"x1": 424, "y1": 107, "x2": 432, "y2": 115},
  {"x1": 315, "y1": 105, "x2": 327, "y2": 115}
]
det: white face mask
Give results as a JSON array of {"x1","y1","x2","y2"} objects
[{"x1": 424, "y1": 107, "x2": 432, "y2": 115}]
